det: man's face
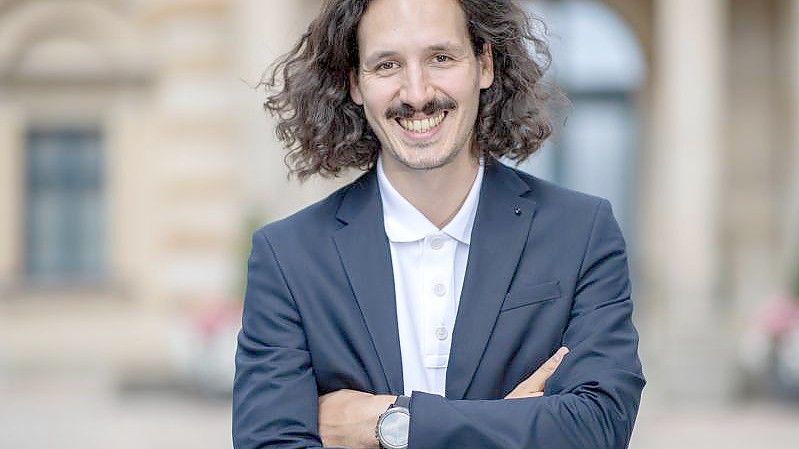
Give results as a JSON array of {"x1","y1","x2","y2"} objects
[{"x1": 350, "y1": 0, "x2": 494, "y2": 171}]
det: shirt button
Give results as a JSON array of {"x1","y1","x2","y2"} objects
[
  {"x1": 435, "y1": 326, "x2": 449, "y2": 340},
  {"x1": 430, "y1": 238, "x2": 444, "y2": 250},
  {"x1": 433, "y1": 283, "x2": 447, "y2": 297}
]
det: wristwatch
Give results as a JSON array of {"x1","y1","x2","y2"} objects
[{"x1": 376, "y1": 395, "x2": 411, "y2": 449}]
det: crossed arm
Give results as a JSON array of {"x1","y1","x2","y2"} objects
[
  {"x1": 318, "y1": 347, "x2": 570, "y2": 448},
  {"x1": 233, "y1": 200, "x2": 645, "y2": 449}
]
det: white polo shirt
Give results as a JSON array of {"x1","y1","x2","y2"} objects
[{"x1": 376, "y1": 157, "x2": 484, "y2": 397}]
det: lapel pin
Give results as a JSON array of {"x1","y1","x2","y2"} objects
[{"x1": 514, "y1": 207, "x2": 522, "y2": 216}]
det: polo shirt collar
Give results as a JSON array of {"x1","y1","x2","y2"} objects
[{"x1": 377, "y1": 155, "x2": 484, "y2": 245}]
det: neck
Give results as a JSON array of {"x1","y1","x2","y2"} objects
[{"x1": 381, "y1": 151, "x2": 480, "y2": 229}]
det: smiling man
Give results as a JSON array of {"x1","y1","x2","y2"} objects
[{"x1": 233, "y1": 0, "x2": 645, "y2": 448}]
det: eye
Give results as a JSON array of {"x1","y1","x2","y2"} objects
[
  {"x1": 376, "y1": 61, "x2": 399, "y2": 71},
  {"x1": 433, "y1": 54, "x2": 453, "y2": 63}
]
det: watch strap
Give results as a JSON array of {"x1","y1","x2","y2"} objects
[{"x1": 393, "y1": 395, "x2": 411, "y2": 409}]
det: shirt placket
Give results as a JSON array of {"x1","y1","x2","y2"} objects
[{"x1": 421, "y1": 233, "x2": 454, "y2": 369}]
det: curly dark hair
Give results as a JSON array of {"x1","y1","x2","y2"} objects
[{"x1": 263, "y1": 0, "x2": 556, "y2": 180}]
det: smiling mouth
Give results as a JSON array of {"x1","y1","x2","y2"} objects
[{"x1": 395, "y1": 111, "x2": 447, "y2": 134}]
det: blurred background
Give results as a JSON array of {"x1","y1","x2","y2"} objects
[{"x1": 1, "y1": 0, "x2": 798, "y2": 447}]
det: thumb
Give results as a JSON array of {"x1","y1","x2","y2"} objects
[{"x1": 516, "y1": 346, "x2": 569, "y2": 393}]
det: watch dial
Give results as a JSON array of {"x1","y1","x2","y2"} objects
[{"x1": 380, "y1": 411, "x2": 410, "y2": 447}]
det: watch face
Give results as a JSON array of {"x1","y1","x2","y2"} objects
[{"x1": 378, "y1": 408, "x2": 410, "y2": 449}]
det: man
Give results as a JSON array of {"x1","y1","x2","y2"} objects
[{"x1": 233, "y1": 0, "x2": 645, "y2": 448}]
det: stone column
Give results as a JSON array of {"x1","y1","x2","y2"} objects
[
  {"x1": 784, "y1": 0, "x2": 799, "y2": 285},
  {"x1": 139, "y1": 0, "x2": 240, "y2": 309},
  {"x1": 643, "y1": 0, "x2": 732, "y2": 401},
  {"x1": 0, "y1": 105, "x2": 22, "y2": 290},
  {"x1": 726, "y1": 0, "x2": 781, "y2": 333}
]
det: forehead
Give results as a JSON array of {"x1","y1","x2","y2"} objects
[{"x1": 356, "y1": 0, "x2": 471, "y2": 54}]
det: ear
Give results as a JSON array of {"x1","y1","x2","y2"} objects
[
  {"x1": 349, "y1": 70, "x2": 364, "y2": 105},
  {"x1": 478, "y1": 42, "x2": 494, "y2": 90}
]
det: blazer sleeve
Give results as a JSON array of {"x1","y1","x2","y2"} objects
[
  {"x1": 233, "y1": 229, "x2": 324, "y2": 449},
  {"x1": 408, "y1": 199, "x2": 646, "y2": 449}
]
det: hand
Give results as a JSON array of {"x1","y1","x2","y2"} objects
[
  {"x1": 318, "y1": 389, "x2": 396, "y2": 448},
  {"x1": 505, "y1": 346, "x2": 569, "y2": 399}
]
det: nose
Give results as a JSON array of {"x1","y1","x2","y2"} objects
[{"x1": 399, "y1": 63, "x2": 435, "y2": 111}]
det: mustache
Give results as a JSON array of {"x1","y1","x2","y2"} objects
[{"x1": 385, "y1": 97, "x2": 457, "y2": 120}]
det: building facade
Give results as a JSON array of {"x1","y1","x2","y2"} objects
[{"x1": 0, "y1": 0, "x2": 798, "y2": 402}]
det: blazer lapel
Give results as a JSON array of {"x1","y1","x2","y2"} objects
[
  {"x1": 446, "y1": 161, "x2": 537, "y2": 399},
  {"x1": 332, "y1": 171, "x2": 404, "y2": 395}
]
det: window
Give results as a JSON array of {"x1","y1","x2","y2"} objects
[
  {"x1": 520, "y1": 0, "x2": 645, "y2": 239},
  {"x1": 25, "y1": 128, "x2": 106, "y2": 284}
]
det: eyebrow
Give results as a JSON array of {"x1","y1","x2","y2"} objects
[
  {"x1": 428, "y1": 43, "x2": 466, "y2": 54},
  {"x1": 363, "y1": 42, "x2": 467, "y2": 67},
  {"x1": 364, "y1": 51, "x2": 400, "y2": 68}
]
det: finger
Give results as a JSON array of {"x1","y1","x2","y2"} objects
[
  {"x1": 517, "y1": 346, "x2": 569, "y2": 392},
  {"x1": 504, "y1": 347, "x2": 570, "y2": 399},
  {"x1": 505, "y1": 390, "x2": 545, "y2": 399}
]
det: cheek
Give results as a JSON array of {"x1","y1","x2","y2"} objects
[
  {"x1": 359, "y1": 80, "x2": 399, "y2": 115},
  {"x1": 434, "y1": 69, "x2": 481, "y2": 103}
]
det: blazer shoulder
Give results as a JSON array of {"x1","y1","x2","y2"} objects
[{"x1": 508, "y1": 165, "x2": 608, "y2": 214}]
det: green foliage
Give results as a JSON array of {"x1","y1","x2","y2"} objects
[{"x1": 236, "y1": 210, "x2": 267, "y2": 302}]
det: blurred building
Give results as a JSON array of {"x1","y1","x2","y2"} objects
[{"x1": 0, "y1": 0, "x2": 798, "y2": 404}]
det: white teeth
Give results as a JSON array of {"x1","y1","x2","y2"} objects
[{"x1": 397, "y1": 112, "x2": 446, "y2": 133}]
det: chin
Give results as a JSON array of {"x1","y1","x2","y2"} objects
[{"x1": 389, "y1": 145, "x2": 461, "y2": 171}]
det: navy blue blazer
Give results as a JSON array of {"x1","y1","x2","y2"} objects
[{"x1": 233, "y1": 160, "x2": 645, "y2": 449}]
